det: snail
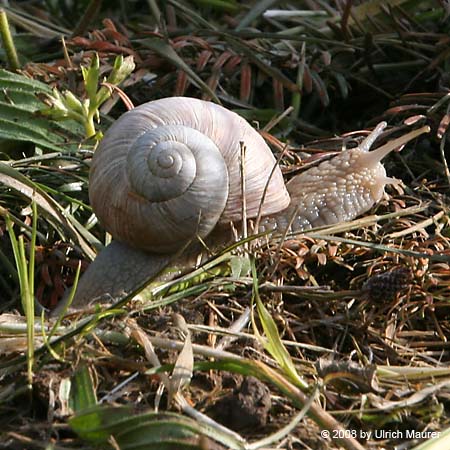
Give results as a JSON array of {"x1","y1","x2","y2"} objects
[{"x1": 55, "y1": 97, "x2": 429, "y2": 313}]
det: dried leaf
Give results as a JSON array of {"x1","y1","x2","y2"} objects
[{"x1": 168, "y1": 314, "x2": 194, "y2": 404}]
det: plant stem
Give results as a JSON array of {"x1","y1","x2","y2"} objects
[
  {"x1": 0, "y1": 9, "x2": 20, "y2": 71},
  {"x1": 85, "y1": 114, "x2": 96, "y2": 138}
]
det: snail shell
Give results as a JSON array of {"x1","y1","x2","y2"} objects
[
  {"x1": 90, "y1": 97, "x2": 290, "y2": 253},
  {"x1": 55, "y1": 99, "x2": 428, "y2": 313}
]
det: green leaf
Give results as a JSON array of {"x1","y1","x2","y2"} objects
[
  {"x1": 70, "y1": 365, "x2": 97, "y2": 412},
  {"x1": 251, "y1": 260, "x2": 309, "y2": 390},
  {"x1": 0, "y1": 69, "x2": 83, "y2": 151},
  {"x1": 63, "y1": 90, "x2": 83, "y2": 115},
  {"x1": 107, "y1": 55, "x2": 136, "y2": 86},
  {"x1": 82, "y1": 53, "x2": 100, "y2": 101},
  {"x1": 70, "y1": 406, "x2": 221, "y2": 449},
  {"x1": 95, "y1": 55, "x2": 136, "y2": 106},
  {"x1": 230, "y1": 255, "x2": 251, "y2": 278},
  {"x1": 0, "y1": 116, "x2": 62, "y2": 151},
  {"x1": 0, "y1": 68, "x2": 52, "y2": 93}
]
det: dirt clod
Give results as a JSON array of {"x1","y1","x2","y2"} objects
[{"x1": 207, "y1": 376, "x2": 271, "y2": 431}]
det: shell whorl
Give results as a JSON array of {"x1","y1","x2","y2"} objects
[
  {"x1": 89, "y1": 97, "x2": 290, "y2": 253},
  {"x1": 60, "y1": 116, "x2": 429, "y2": 312}
]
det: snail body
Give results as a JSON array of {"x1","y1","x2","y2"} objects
[{"x1": 58, "y1": 98, "x2": 428, "y2": 311}]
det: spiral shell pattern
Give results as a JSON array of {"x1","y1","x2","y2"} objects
[{"x1": 89, "y1": 97, "x2": 290, "y2": 253}]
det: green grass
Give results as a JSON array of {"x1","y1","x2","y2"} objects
[{"x1": 0, "y1": 1, "x2": 449, "y2": 449}]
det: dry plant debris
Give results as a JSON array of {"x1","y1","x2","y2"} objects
[{"x1": 0, "y1": 1, "x2": 449, "y2": 450}]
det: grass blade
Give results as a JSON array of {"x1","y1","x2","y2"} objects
[
  {"x1": 71, "y1": 365, "x2": 97, "y2": 412},
  {"x1": 5, "y1": 206, "x2": 36, "y2": 388},
  {"x1": 251, "y1": 259, "x2": 309, "y2": 390},
  {"x1": 236, "y1": 0, "x2": 279, "y2": 31}
]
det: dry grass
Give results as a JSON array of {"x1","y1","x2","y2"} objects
[{"x1": 0, "y1": 1, "x2": 449, "y2": 449}]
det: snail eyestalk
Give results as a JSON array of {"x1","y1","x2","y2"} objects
[
  {"x1": 360, "y1": 125, "x2": 431, "y2": 167},
  {"x1": 359, "y1": 121, "x2": 387, "y2": 153},
  {"x1": 59, "y1": 100, "x2": 429, "y2": 312}
]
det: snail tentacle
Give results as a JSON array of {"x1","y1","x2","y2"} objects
[
  {"x1": 260, "y1": 123, "x2": 430, "y2": 233},
  {"x1": 55, "y1": 98, "x2": 429, "y2": 312}
]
